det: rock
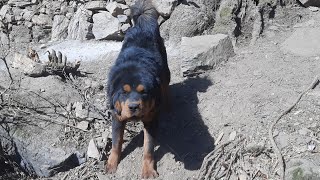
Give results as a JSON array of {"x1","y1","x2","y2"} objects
[
  {"x1": 7, "y1": 0, "x2": 36, "y2": 8},
  {"x1": 73, "y1": 102, "x2": 88, "y2": 119},
  {"x1": 117, "y1": 14, "x2": 129, "y2": 23},
  {"x1": 12, "y1": 53, "x2": 46, "y2": 77},
  {"x1": 309, "y1": 6, "x2": 319, "y2": 11},
  {"x1": 96, "y1": 173, "x2": 109, "y2": 180},
  {"x1": 298, "y1": 0, "x2": 320, "y2": 7},
  {"x1": 120, "y1": 23, "x2": 131, "y2": 33},
  {"x1": 228, "y1": 131, "x2": 237, "y2": 141},
  {"x1": 106, "y1": 2, "x2": 128, "y2": 17},
  {"x1": 180, "y1": 34, "x2": 235, "y2": 76},
  {"x1": 10, "y1": 25, "x2": 31, "y2": 43},
  {"x1": 0, "y1": 118, "x2": 86, "y2": 177},
  {"x1": 32, "y1": 25, "x2": 51, "y2": 43},
  {"x1": 76, "y1": 121, "x2": 89, "y2": 130},
  {"x1": 87, "y1": 139, "x2": 100, "y2": 160},
  {"x1": 67, "y1": 5, "x2": 94, "y2": 40},
  {"x1": 298, "y1": 128, "x2": 309, "y2": 135},
  {"x1": 0, "y1": 31, "x2": 9, "y2": 50},
  {"x1": 32, "y1": 14, "x2": 52, "y2": 27},
  {"x1": 0, "y1": 5, "x2": 10, "y2": 20},
  {"x1": 92, "y1": 11, "x2": 119, "y2": 40},
  {"x1": 281, "y1": 28, "x2": 320, "y2": 57},
  {"x1": 22, "y1": 10, "x2": 34, "y2": 21},
  {"x1": 152, "y1": 0, "x2": 178, "y2": 17},
  {"x1": 51, "y1": 15, "x2": 70, "y2": 41},
  {"x1": 286, "y1": 159, "x2": 320, "y2": 180},
  {"x1": 160, "y1": 4, "x2": 211, "y2": 43},
  {"x1": 85, "y1": 1, "x2": 107, "y2": 11}
]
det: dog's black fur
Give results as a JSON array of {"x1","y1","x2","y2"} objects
[{"x1": 106, "y1": 0, "x2": 170, "y2": 178}]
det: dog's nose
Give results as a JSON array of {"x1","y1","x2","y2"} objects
[{"x1": 129, "y1": 103, "x2": 139, "y2": 111}]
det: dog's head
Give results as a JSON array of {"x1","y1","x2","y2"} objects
[{"x1": 108, "y1": 68, "x2": 160, "y2": 121}]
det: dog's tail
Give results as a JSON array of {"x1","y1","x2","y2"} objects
[{"x1": 130, "y1": 0, "x2": 159, "y2": 31}]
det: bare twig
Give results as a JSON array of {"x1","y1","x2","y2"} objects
[{"x1": 268, "y1": 76, "x2": 319, "y2": 180}]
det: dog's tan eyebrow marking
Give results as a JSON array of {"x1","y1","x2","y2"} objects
[
  {"x1": 123, "y1": 84, "x2": 131, "y2": 92},
  {"x1": 136, "y1": 84, "x2": 144, "y2": 93}
]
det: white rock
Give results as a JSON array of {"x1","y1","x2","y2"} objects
[
  {"x1": 297, "y1": 0, "x2": 320, "y2": 7},
  {"x1": 281, "y1": 28, "x2": 320, "y2": 57},
  {"x1": 76, "y1": 121, "x2": 89, "y2": 130},
  {"x1": 309, "y1": 6, "x2": 319, "y2": 12},
  {"x1": 51, "y1": 15, "x2": 70, "y2": 41},
  {"x1": 12, "y1": 53, "x2": 46, "y2": 77},
  {"x1": 87, "y1": 139, "x2": 100, "y2": 159},
  {"x1": 92, "y1": 11, "x2": 119, "y2": 40},
  {"x1": 106, "y1": 2, "x2": 128, "y2": 17},
  {"x1": 32, "y1": 14, "x2": 52, "y2": 27},
  {"x1": 67, "y1": 5, "x2": 94, "y2": 40},
  {"x1": 152, "y1": 0, "x2": 178, "y2": 17},
  {"x1": 228, "y1": 131, "x2": 237, "y2": 141},
  {"x1": 181, "y1": 34, "x2": 235, "y2": 76},
  {"x1": 73, "y1": 102, "x2": 88, "y2": 119}
]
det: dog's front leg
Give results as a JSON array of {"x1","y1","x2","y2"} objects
[
  {"x1": 106, "y1": 118, "x2": 125, "y2": 174},
  {"x1": 142, "y1": 121, "x2": 159, "y2": 179}
]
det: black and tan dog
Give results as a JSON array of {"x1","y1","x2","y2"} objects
[{"x1": 106, "y1": 0, "x2": 170, "y2": 178}]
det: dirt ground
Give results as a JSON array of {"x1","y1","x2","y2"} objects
[{"x1": 1, "y1": 6, "x2": 320, "y2": 180}]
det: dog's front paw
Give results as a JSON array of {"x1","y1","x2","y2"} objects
[
  {"x1": 142, "y1": 165, "x2": 158, "y2": 179},
  {"x1": 105, "y1": 154, "x2": 119, "y2": 174},
  {"x1": 105, "y1": 161, "x2": 118, "y2": 174}
]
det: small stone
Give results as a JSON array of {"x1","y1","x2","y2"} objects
[
  {"x1": 74, "y1": 102, "x2": 88, "y2": 119},
  {"x1": 120, "y1": 23, "x2": 131, "y2": 33},
  {"x1": 87, "y1": 139, "x2": 100, "y2": 159},
  {"x1": 298, "y1": 128, "x2": 309, "y2": 135},
  {"x1": 309, "y1": 7, "x2": 319, "y2": 12},
  {"x1": 76, "y1": 121, "x2": 89, "y2": 130},
  {"x1": 228, "y1": 131, "x2": 237, "y2": 141},
  {"x1": 117, "y1": 14, "x2": 128, "y2": 23}
]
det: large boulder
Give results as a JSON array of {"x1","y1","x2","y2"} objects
[
  {"x1": 180, "y1": 34, "x2": 235, "y2": 77},
  {"x1": 92, "y1": 11, "x2": 119, "y2": 40},
  {"x1": 160, "y1": 4, "x2": 211, "y2": 43},
  {"x1": 51, "y1": 15, "x2": 70, "y2": 41},
  {"x1": 67, "y1": 6, "x2": 94, "y2": 40},
  {"x1": 281, "y1": 28, "x2": 320, "y2": 57},
  {"x1": 298, "y1": 0, "x2": 320, "y2": 7}
]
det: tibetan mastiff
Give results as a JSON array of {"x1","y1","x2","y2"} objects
[{"x1": 106, "y1": 0, "x2": 170, "y2": 178}]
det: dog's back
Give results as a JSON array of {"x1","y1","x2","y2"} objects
[{"x1": 109, "y1": 0, "x2": 170, "y2": 96}]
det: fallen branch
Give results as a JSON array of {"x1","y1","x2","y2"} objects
[{"x1": 268, "y1": 76, "x2": 319, "y2": 180}]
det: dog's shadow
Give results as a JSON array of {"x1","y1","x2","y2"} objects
[{"x1": 121, "y1": 77, "x2": 215, "y2": 170}]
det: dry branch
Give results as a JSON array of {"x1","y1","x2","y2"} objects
[{"x1": 268, "y1": 76, "x2": 319, "y2": 180}]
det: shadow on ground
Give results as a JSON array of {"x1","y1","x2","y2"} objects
[{"x1": 121, "y1": 77, "x2": 215, "y2": 170}]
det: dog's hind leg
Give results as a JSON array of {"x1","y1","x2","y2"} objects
[{"x1": 106, "y1": 118, "x2": 125, "y2": 174}]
